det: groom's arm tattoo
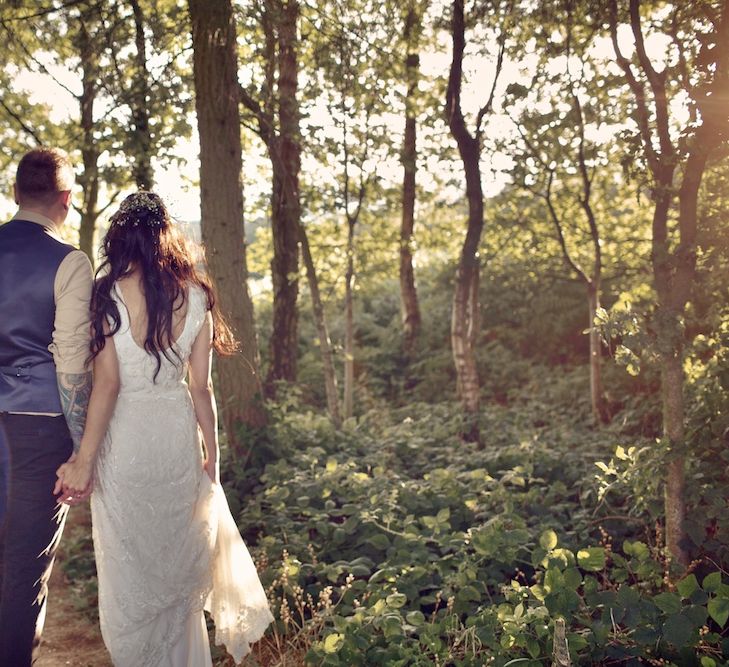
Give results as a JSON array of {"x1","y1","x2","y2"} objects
[{"x1": 57, "y1": 371, "x2": 93, "y2": 452}]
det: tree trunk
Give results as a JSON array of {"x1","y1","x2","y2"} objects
[
  {"x1": 76, "y1": 17, "x2": 100, "y2": 264},
  {"x1": 189, "y1": 0, "x2": 266, "y2": 453},
  {"x1": 343, "y1": 220, "x2": 355, "y2": 420},
  {"x1": 130, "y1": 0, "x2": 154, "y2": 189},
  {"x1": 652, "y1": 180, "x2": 689, "y2": 566},
  {"x1": 299, "y1": 221, "x2": 341, "y2": 427},
  {"x1": 657, "y1": 126, "x2": 713, "y2": 567},
  {"x1": 551, "y1": 617, "x2": 572, "y2": 667},
  {"x1": 399, "y1": 2, "x2": 421, "y2": 355},
  {"x1": 266, "y1": 0, "x2": 301, "y2": 393},
  {"x1": 661, "y1": 344, "x2": 688, "y2": 566},
  {"x1": 446, "y1": 0, "x2": 483, "y2": 441},
  {"x1": 587, "y1": 284, "x2": 605, "y2": 424},
  {"x1": 608, "y1": 0, "x2": 729, "y2": 566}
]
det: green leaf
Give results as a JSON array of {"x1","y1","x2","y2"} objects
[
  {"x1": 563, "y1": 567, "x2": 582, "y2": 590},
  {"x1": 708, "y1": 597, "x2": 729, "y2": 627},
  {"x1": 577, "y1": 547, "x2": 606, "y2": 572},
  {"x1": 457, "y1": 585, "x2": 481, "y2": 603},
  {"x1": 405, "y1": 610, "x2": 425, "y2": 626},
  {"x1": 366, "y1": 534, "x2": 390, "y2": 550},
  {"x1": 386, "y1": 593, "x2": 408, "y2": 608},
  {"x1": 701, "y1": 657, "x2": 717, "y2": 667},
  {"x1": 653, "y1": 592, "x2": 683, "y2": 615},
  {"x1": 677, "y1": 574, "x2": 699, "y2": 599},
  {"x1": 323, "y1": 633, "x2": 344, "y2": 653},
  {"x1": 623, "y1": 541, "x2": 650, "y2": 561},
  {"x1": 662, "y1": 613, "x2": 694, "y2": 647},
  {"x1": 539, "y1": 529, "x2": 558, "y2": 551},
  {"x1": 703, "y1": 572, "x2": 722, "y2": 593}
]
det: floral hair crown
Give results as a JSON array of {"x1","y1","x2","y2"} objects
[{"x1": 111, "y1": 191, "x2": 166, "y2": 227}]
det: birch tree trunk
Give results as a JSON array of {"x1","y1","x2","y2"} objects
[
  {"x1": 300, "y1": 222, "x2": 341, "y2": 426},
  {"x1": 189, "y1": 0, "x2": 266, "y2": 454},
  {"x1": 343, "y1": 219, "x2": 355, "y2": 420},
  {"x1": 587, "y1": 284, "x2": 604, "y2": 423},
  {"x1": 446, "y1": 0, "x2": 484, "y2": 441},
  {"x1": 400, "y1": 2, "x2": 421, "y2": 355}
]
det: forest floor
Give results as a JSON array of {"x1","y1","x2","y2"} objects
[{"x1": 36, "y1": 504, "x2": 112, "y2": 667}]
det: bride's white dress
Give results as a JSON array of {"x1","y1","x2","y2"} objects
[{"x1": 90, "y1": 283, "x2": 273, "y2": 666}]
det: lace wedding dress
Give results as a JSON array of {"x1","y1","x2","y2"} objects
[{"x1": 90, "y1": 283, "x2": 273, "y2": 666}]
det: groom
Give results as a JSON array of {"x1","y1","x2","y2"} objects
[{"x1": 0, "y1": 147, "x2": 93, "y2": 665}]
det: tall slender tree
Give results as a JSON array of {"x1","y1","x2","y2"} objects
[
  {"x1": 509, "y1": 8, "x2": 612, "y2": 423},
  {"x1": 189, "y1": 0, "x2": 267, "y2": 453},
  {"x1": 399, "y1": 0, "x2": 426, "y2": 355},
  {"x1": 446, "y1": 0, "x2": 510, "y2": 440},
  {"x1": 608, "y1": 0, "x2": 729, "y2": 565}
]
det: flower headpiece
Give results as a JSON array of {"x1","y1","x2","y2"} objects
[{"x1": 111, "y1": 191, "x2": 166, "y2": 227}]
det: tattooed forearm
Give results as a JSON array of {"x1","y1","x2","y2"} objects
[{"x1": 57, "y1": 371, "x2": 93, "y2": 452}]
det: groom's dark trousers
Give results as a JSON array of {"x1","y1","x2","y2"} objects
[
  {"x1": 0, "y1": 214, "x2": 93, "y2": 665},
  {"x1": 0, "y1": 414, "x2": 72, "y2": 665}
]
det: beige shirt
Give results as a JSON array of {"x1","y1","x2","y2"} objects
[{"x1": 9, "y1": 210, "x2": 94, "y2": 415}]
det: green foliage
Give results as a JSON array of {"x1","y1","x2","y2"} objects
[{"x1": 213, "y1": 394, "x2": 727, "y2": 665}]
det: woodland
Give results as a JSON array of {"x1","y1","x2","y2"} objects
[{"x1": 1, "y1": 0, "x2": 729, "y2": 665}]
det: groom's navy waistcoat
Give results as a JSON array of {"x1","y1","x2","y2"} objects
[{"x1": 0, "y1": 219, "x2": 75, "y2": 413}]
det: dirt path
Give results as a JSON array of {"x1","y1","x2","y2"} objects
[{"x1": 36, "y1": 505, "x2": 112, "y2": 667}]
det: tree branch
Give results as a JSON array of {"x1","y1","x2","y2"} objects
[
  {"x1": 571, "y1": 88, "x2": 602, "y2": 283},
  {"x1": 239, "y1": 83, "x2": 274, "y2": 145},
  {"x1": 545, "y1": 170, "x2": 590, "y2": 285},
  {"x1": 628, "y1": 0, "x2": 674, "y2": 160},
  {"x1": 0, "y1": 98, "x2": 43, "y2": 145},
  {"x1": 3, "y1": 0, "x2": 96, "y2": 22},
  {"x1": 607, "y1": 0, "x2": 659, "y2": 175}
]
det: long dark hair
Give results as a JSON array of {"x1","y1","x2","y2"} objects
[{"x1": 90, "y1": 192, "x2": 237, "y2": 378}]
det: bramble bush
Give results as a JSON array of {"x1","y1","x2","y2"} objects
[{"x1": 219, "y1": 391, "x2": 729, "y2": 666}]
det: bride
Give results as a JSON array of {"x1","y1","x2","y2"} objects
[{"x1": 55, "y1": 192, "x2": 273, "y2": 666}]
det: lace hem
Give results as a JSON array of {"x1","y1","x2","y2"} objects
[{"x1": 205, "y1": 483, "x2": 274, "y2": 663}]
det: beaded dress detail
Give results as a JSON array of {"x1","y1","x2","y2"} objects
[{"x1": 90, "y1": 283, "x2": 273, "y2": 666}]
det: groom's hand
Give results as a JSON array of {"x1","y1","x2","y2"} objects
[{"x1": 55, "y1": 476, "x2": 93, "y2": 505}]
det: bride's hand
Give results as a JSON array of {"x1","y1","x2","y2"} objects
[{"x1": 203, "y1": 458, "x2": 219, "y2": 485}]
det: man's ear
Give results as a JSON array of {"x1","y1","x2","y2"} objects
[
  {"x1": 13, "y1": 182, "x2": 19, "y2": 205},
  {"x1": 60, "y1": 190, "x2": 72, "y2": 210}
]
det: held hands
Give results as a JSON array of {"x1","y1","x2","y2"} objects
[{"x1": 54, "y1": 452, "x2": 94, "y2": 505}]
